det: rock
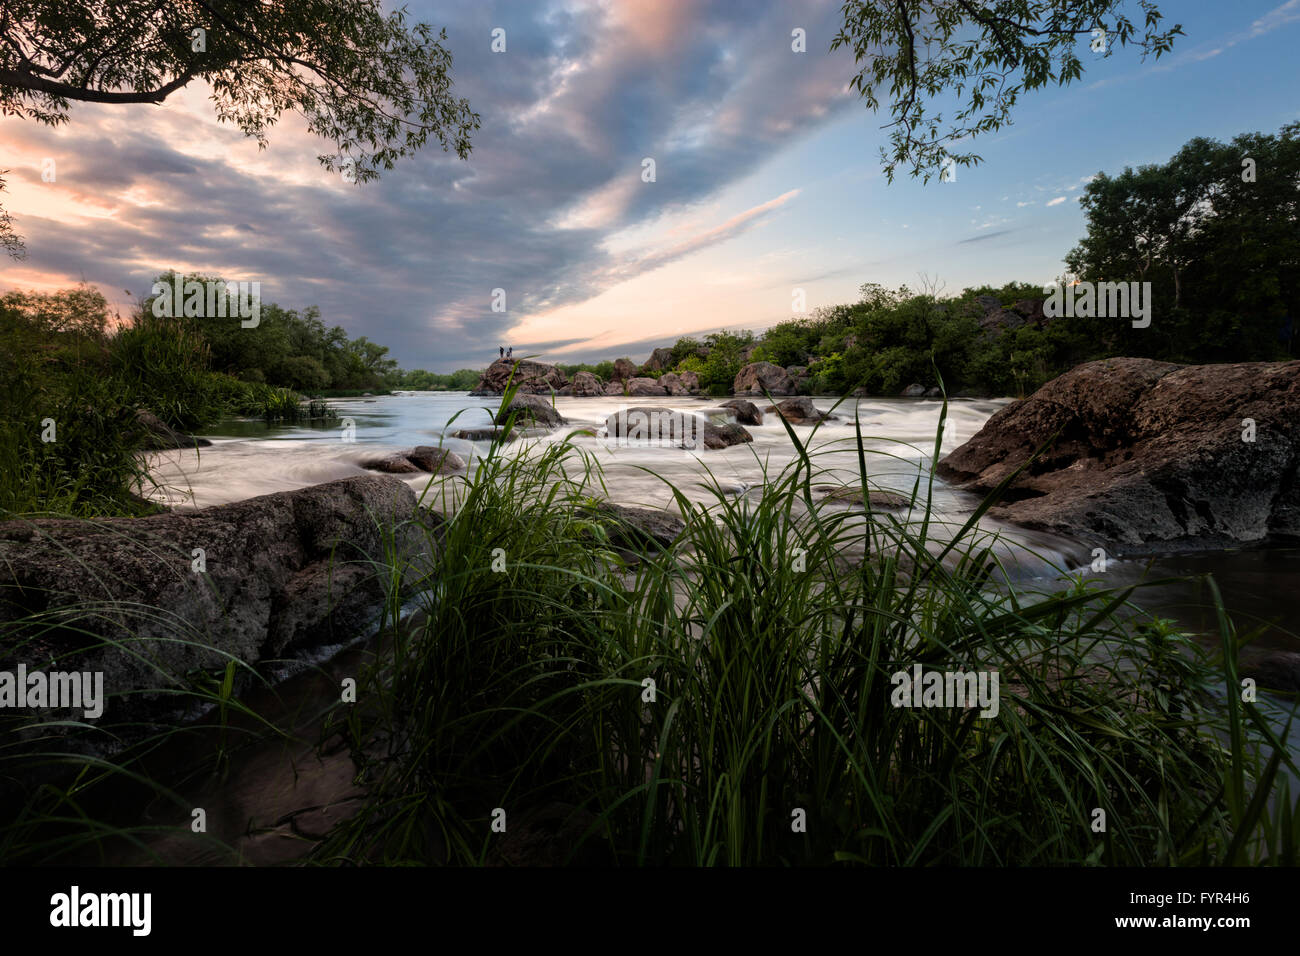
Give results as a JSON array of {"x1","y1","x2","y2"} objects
[
  {"x1": 659, "y1": 372, "x2": 693, "y2": 396},
  {"x1": 704, "y1": 423, "x2": 754, "y2": 449},
  {"x1": 1242, "y1": 651, "x2": 1300, "y2": 693},
  {"x1": 613, "y1": 358, "x2": 636, "y2": 382},
  {"x1": 817, "y1": 486, "x2": 911, "y2": 510},
  {"x1": 786, "y1": 365, "x2": 809, "y2": 383},
  {"x1": 362, "y1": 453, "x2": 420, "y2": 474},
  {"x1": 0, "y1": 477, "x2": 424, "y2": 753},
  {"x1": 582, "y1": 502, "x2": 685, "y2": 552},
  {"x1": 555, "y1": 386, "x2": 573, "y2": 396},
  {"x1": 720, "y1": 399, "x2": 763, "y2": 425},
  {"x1": 495, "y1": 394, "x2": 566, "y2": 429},
  {"x1": 643, "y1": 347, "x2": 675, "y2": 373},
  {"x1": 603, "y1": 381, "x2": 625, "y2": 396},
  {"x1": 405, "y1": 446, "x2": 466, "y2": 474},
  {"x1": 678, "y1": 370, "x2": 701, "y2": 393},
  {"x1": 923, "y1": 387, "x2": 943, "y2": 398},
  {"x1": 137, "y1": 409, "x2": 212, "y2": 451},
  {"x1": 604, "y1": 407, "x2": 753, "y2": 451},
  {"x1": 900, "y1": 384, "x2": 926, "y2": 398},
  {"x1": 936, "y1": 357, "x2": 1300, "y2": 552},
  {"x1": 733, "y1": 361, "x2": 795, "y2": 397},
  {"x1": 764, "y1": 396, "x2": 830, "y2": 425},
  {"x1": 470, "y1": 358, "x2": 566, "y2": 396},
  {"x1": 626, "y1": 377, "x2": 668, "y2": 396},
  {"x1": 450, "y1": 427, "x2": 515, "y2": 443},
  {"x1": 486, "y1": 802, "x2": 613, "y2": 867},
  {"x1": 571, "y1": 370, "x2": 604, "y2": 397}
]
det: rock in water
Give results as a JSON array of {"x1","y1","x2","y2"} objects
[
  {"x1": 470, "y1": 358, "x2": 566, "y2": 396},
  {"x1": 604, "y1": 407, "x2": 752, "y2": 450},
  {"x1": 936, "y1": 357, "x2": 1300, "y2": 552},
  {"x1": 495, "y1": 394, "x2": 566, "y2": 429},
  {"x1": 719, "y1": 399, "x2": 763, "y2": 425},
  {"x1": 764, "y1": 396, "x2": 831, "y2": 425},
  {"x1": 570, "y1": 370, "x2": 604, "y2": 397},
  {"x1": 626, "y1": 377, "x2": 668, "y2": 396}
]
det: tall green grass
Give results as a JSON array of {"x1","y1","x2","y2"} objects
[{"x1": 311, "y1": 398, "x2": 1300, "y2": 866}]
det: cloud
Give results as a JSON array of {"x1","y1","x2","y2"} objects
[
  {"x1": 0, "y1": 0, "x2": 855, "y2": 370},
  {"x1": 1046, "y1": 196, "x2": 1067, "y2": 207}
]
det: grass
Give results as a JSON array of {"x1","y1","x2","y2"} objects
[{"x1": 1, "y1": 385, "x2": 1297, "y2": 866}]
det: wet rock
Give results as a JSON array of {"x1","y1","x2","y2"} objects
[
  {"x1": 405, "y1": 446, "x2": 466, "y2": 474},
  {"x1": 604, "y1": 407, "x2": 752, "y2": 450},
  {"x1": 363, "y1": 453, "x2": 420, "y2": 474},
  {"x1": 900, "y1": 384, "x2": 926, "y2": 398},
  {"x1": 720, "y1": 399, "x2": 763, "y2": 425},
  {"x1": 764, "y1": 396, "x2": 831, "y2": 425},
  {"x1": 936, "y1": 357, "x2": 1300, "y2": 552},
  {"x1": 450, "y1": 427, "x2": 515, "y2": 443},
  {"x1": 495, "y1": 394, "x2": 566, "y2": 429}
]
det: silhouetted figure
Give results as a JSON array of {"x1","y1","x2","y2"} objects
[
  {"x1": 499, "y1": 345, "x2": 504, "y2": 358},
  {"x1": 507, "y1": 346, "x2": 513, "y2": 358}
]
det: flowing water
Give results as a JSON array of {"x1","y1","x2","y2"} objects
[{"x1": 129, "y1": 392, "x2": 1298, "y2": 859}]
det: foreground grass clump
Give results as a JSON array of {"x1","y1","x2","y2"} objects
[{"x1": 315, "y1": 403, "x2": 1299, "y2": 866}]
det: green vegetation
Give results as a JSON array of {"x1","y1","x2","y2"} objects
[
  {"x1": 0, "y1": 284, "x2": 336, "y2": 517},
  {"x1": 5, "y1": 406, "x2": 1295, "y2": 866}
]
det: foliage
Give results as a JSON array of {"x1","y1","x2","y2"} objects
[{"x1": 831, "y1": 0, "x2": 1182, "y2": 181}]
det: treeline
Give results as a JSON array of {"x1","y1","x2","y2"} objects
[
  {"x1": 145, "y1": 271, "x2": 398, "y2": 393},
  {"x1": 642, "y1": 123, "x2": 1298, "y2": 396},
  {"x1": 0, "y1": 282, "x2": 337, "y2": 516}
]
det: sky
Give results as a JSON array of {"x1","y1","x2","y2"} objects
[{"x1": 2, "y1": 0, "x2": 1299, "y2": 372}]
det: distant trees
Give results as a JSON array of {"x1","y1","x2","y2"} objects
[{"x1": 140, "y1": 271, "x2": 397, "y2": 392}]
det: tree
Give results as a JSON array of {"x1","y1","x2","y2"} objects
[
  {"x1": 831, "y1": 1, "x2": 1181, "y2": 182},
  {"x1": 0, "y1": 0, "x2": 480, "y2": 256},
  {"x1": 0, "y1": 172, "x2": 23, "y2": 259}
]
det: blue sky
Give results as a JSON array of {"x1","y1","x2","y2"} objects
[{"x1": 3, "y1": 0, "x2": 1299, "y2": 371}]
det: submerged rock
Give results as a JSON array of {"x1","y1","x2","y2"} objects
[{"x1": 936, "y1": 357, "x2": 1300, "y2": 552}]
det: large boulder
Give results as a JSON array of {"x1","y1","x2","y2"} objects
[
  {"x1": 627, "y1": 377, "x2": 668, "y2": 396},
  {"x1": 495, "y1": 393, "x2": 566, "y2": 429},
  {"x1": 720, "y1": 399, "x2": 764, "y2": 425},
  {"x1": 571, "y1": 370, "x2": 604, "y2": 397},
  {"x1": 604, "y1": 407, "x2": 752, "y2": 450},
  {"x1": 659, "y1": 372, "x2": 692, "y2": 396},
  {"x1": 0, "y1": 477, "x2": 425, "y2": 745},
  {"x1": 936, "y1": 358, "x2": 1300, "y2": 552},
  {"x1": 643, "y1": 348, "x2": 675, "y2": 373},
  {"x1": 733, "y1": 362, "x2": 795, "y2": 397},
  {"x1": 470, "y1": 358, "x2": 566, "y2": 396},
  {"x1": 603, "y1": 381, "x2": 626, "y2": 396},
  {"x1": 678, "y1": 370, "x2": 701, "y2": 393},
  {"x1": 612, "y1": 358, "x2": 637, "y2": 383}
]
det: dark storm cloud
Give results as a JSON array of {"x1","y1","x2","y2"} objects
[{"x1": 8, "y1": 0, "x2": 858, "y2": 370}]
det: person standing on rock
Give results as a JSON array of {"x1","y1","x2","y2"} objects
[
  {"x1": 499, "y1": 345, "x2": 504, "y2": 358},
  {"x1": 507, "y1": 346, "x2": 513, "y2": 358}
]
